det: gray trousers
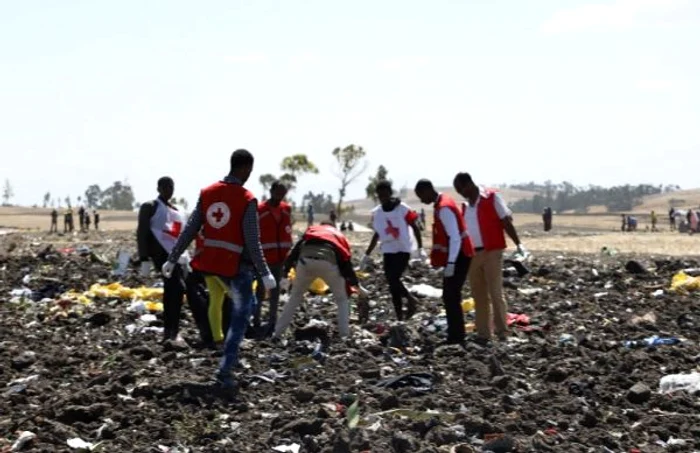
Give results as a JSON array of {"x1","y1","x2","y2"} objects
[{"x1": 254, "y1": 263, "x2": 283, "y2": 330}]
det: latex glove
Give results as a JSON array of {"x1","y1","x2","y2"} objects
[
  {"x1": 355, "y1": 284, "x2": 369, "y2": 299},
  {"x1": 359, "y1": 254, "x2": 371, "y2": 271},
  {"x1": 161, "y1": 261, "x2": 175, "y2": 279},
  {"x1": 418, "y1": 248, "x2": 428, "y2": 260},
  {"x1": 139, "y1": 261, "x2": 152, "y2": 277},
  {"x1": 279, "y1": 278, "x2": 290, "y2": 292},
  {"x1": 262, "y1": 273, "x2": 277, "y2": 291},
  {"x1": 443, "y1": 262, "x2": 455, "y2": 278}
]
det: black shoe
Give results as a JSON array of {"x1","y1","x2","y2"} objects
[{"x1": 469, "y1": 336, "x2": 493, "y2": 347}]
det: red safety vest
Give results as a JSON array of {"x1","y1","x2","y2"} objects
[
  {"x1": 189, "y1": 232, "x2": 205, "y2": 271},
  {"x1": 303, "y1": 224, "x2": 352, "y2": 261},
  {"x1": 431, "y1": 193, "x2": 474, "y2": 267},
  {"x1": 258, "y1": 200, "x2": 293, "y2": 265},
  {"x1": 195, "y1": 181, "x2": 254, "y2": 277},
  {"x1": 475, "y1": 190, "x2": 507, "y2": 251}
]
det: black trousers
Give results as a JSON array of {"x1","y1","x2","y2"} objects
[
  {"x1": 162, "y1": 264, "x2": 213, "y2": 343},
  {"x1": 442, "y1": 252, "x2": 471, "y2": 343},
  {"x1": 383, "y1": 252, "x2": 411, "y2": 318}
]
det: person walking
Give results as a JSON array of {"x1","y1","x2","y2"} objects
[
  {"x1": 361, "y1": 180, "x2": 423, "y2": 320},
  {"x1": 669, "y1": 208, "x2": 676, "y2": 231},
  {"x1": 542, "y1": 207, "x2": 553, "y2": 232},
  {"x1": 273, "y1": 222, "x2": 368, "y2": 340},
  {"x1": 163, "y1": 149, "x2": 276, "y2": 389},
  {"x1": 85, "y1": 211, "x2": 91, "y2": 231},
  {"x1": 414, "y1": 179, "x2": 474, "y2": 345},
  {"x1": 50, "y1": 209, "x2": 58, "y2": 233},
  {"x1": 136, "y1": 177, "x2": 211, "y2": 346},
  {"x1": 94, "y1": 210, "x2": 100, "y2": 230},
  {"x1": 307, "y1": 204, "x2": 315, "y2": 227},
  {"x1": 651, "y1": 210, "x2": 658, "y2": 232},
  {"x1": 453, "y1": 172, "x2": 524, "y2": 343},
  {"x1": 254, "y1": 180, "x2": 293, "y2": 337},
  {"x1": 78, "y1": 206, "x2": 86, "y2": 232}
]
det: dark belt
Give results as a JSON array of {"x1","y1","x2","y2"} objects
[{"x1": 474, "y1": 247, "x2": 485, "y2": 252}]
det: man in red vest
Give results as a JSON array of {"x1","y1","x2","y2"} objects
[
  {"x1": 162, "y1": 149, "x2": 277, "y2": 389},
  {"x1": 254, "y1": 180, "x2": 293, "y2": 337},
  {"x1": 453, "y1": 172, "x2": 524, "y2": 343},
  {"x1": 415, "y1": 179, "x2": 474, "y2": 345},
  {"x1": 273, "y1": 222, "x2": 368, "y2": 339}
]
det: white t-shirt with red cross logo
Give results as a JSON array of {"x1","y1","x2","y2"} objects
[
  {"x1": 151, "y1": 199, "x2": 190, "y2": 263},
  {"x1": 371, "y1": 202, "x2": 419, "y2": 254}
]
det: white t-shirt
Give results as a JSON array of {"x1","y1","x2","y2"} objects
[
  {"x1": 151, "y1": 199, "x2": 190, "y2": 263},
  {"x1": 371, "y1": 202, "x2": 418, "y2": 254},
  {"x1": 461, "y1": 188, "x2": 511, "y2": 248}
]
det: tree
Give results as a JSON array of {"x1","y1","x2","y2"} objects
[
  {"x1": 279, "y1": 173, "x2": 297, "y2": 191},
  {"x1": 365, "y1": 165, "x2": 391, "y2": 202},
  {"x1": 301, "y1": 191, "x2": 335, "y2": 213},
  {"x1": 43, "y1": 192, "x2": 50, "y2": 208},
  {"x1": 332, "y1": 144, "x2": 368, "y2": 217},
  {"x1": 258, "y1": 173, "x2": 277, "y2": 196},
  {"x1": 2, "y1": 180, "x2": 13, "y2": 206},
  {"x1": 280, "y1": 154, "x2": 319, "y2": 191},
  {"x1": 84, "y1": 185, "x2": 102, "y2": 209},
  {"x1": 174, "y1": 197, "x2": 189, "y2": 211},
  {"x1": 101, "y1": 181, "x2": 136, "y2": 210}
]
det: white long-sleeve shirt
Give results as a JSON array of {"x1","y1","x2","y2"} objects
[{"x1": 437, "y1": 202, "x2": 461, "y2": 263}]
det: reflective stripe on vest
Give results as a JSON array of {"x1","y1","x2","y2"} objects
[
  {"x1": 261, "y1": 242, "x2": 293, "y2": 250},
  {"x1": 203, "y1": 238, "x2": 244, "y2": 253}
]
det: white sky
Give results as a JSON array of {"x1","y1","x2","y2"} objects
[{"x1": 1, "y1": 0, "x2": 699, "y2": 208}]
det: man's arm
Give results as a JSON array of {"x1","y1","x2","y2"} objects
[
  {"x1": 493, "y1": 194, "x2": 521, "y2": 246},
  {"x1": 167, "y1": 198, "x2": 203, "y2": 263},
  {"x1": 438, "y1": 207, "x2": 461, "y2": 263},
  {"x1": 403, "y1": 205, "x2": 423, "y2": 249},
  {"x1": 136, "y1": 202, "x2": 156, "y2": 261},
  {"x1": 242, "y1": 200, "x2": 271, "y2": 276},
  {"x1": 283, "y1": 239, "x2": 303, "y2": 274},
  {"x1": 365, "y1": 232, "x2": 379, "y2": 255}
]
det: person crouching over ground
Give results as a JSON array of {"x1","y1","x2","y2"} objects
[
  {"x1": 453, "y1": 172, "x2": 524, "y2": 343},
  {"x1": 361, "y1": 180, "x2": 423, "y2": 320},
  {"x1": 414, "y1": 179, "x2": 474, "y2": 346},
  {"x1": 254, "y1": 180, "x2": 293, "y2": 338},
  {"x1": 273, "y1": 222, "x2": 369, "y2": 340},
  {"x1": 162, "y1": 149, "x2": 277, "y2": 389}
]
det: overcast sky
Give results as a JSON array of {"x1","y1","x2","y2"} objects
[{"x1": 1, "y1": 0, "x2": 699, "y2": 208}]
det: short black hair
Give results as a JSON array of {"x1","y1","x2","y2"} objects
[
  {"x1": 376, "y1": 180, "x2": 392, "y2": 193},
  {"x1": 271, "y1": 180, "x2": 287, "y2": 191},
  {"x1": 230, "y1": 149, "x2": 254, "y2": 171},
  {"x1": 158, "y1": 176, "x2": 174, "y2": 188},
  {"x1": 414, "y1": 179, "x2": 434, "y2": 192},
  {"x1": 453, "y1": 172, "x2": 474, "y2": 186}
]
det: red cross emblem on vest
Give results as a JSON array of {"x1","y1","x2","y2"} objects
[
  {"x1": 206, "y1": 202, "x2": 230, "y2": 229},
  {"x1": 385, "y1": 220, "x2": 400, "y2": 239},
  {"x1": 212, "y1": 208, "x2": 225, "y2": 223}
]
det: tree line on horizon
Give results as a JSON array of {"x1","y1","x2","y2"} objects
[{"x1": 2, "y1": 161, "x2": 688, "y2": 216}]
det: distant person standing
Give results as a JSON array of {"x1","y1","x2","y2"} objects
[
  {"x1": 329, "y1": 209, "x2": 337, "y2": 226},
  {"x1": 307, "y1": 204, "x2": 315, "y2": 227},
  {"x1": 650, "y1": 210, "x2": 658, "y2": 232},
  {"x1": 85, "y1": 211, "x2": 91, "y2": 230},
  {"x1": 542, "y1": 207, "x2": 553, "y2": 232},
  {"x1": 63, "y1": 210, "x2": 70, "y2": 233},
  {"x1": 690, "y1": 210, "x2": 698, "y2": 233},
  {"x1": 621, "y1": 214, "x2": 627, "y2": 232},
  {"x1": 78, "y1": 206, "x2": 86, "y2": 231},
  {"x1": 50, "y1": 209, "x2": 58, "y2": 233},
  {"x1": 669, "y1": 208, "x2": 676, "y2": 231},
  {"x1": 94, "y1": 210, "x2": 100, "y2": 230}
]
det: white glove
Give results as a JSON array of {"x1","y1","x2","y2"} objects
[
  {"x1": 359, "y1": 255, "x2": 371, "y2": 271},
  {"x1": 356, "y1": 284, "x2": 369, "y2": 299},
  {"x1": 418, "y1": 248, "x2": 428, "y2": 260},
  {"x1": 161, "y1": 261, "x2": 175, "y2": 279},
  {"x1": 262, "y1": 273, "x2": 277, "y2": 291},
  {"x1": 139, "y1": 261, "x2": 152, "y2": 277},
  {"x1": 279, "y1": 278, "x2": 290, "y2": 291},
  {"x1": 443, "y1": 262, "x2": 455, "y2": 278}
]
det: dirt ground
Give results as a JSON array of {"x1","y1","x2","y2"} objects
[{"x1": 2, "y1": 230, "x2": 700, "y2": 452}]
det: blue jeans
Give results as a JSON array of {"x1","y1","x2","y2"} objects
[{"x1": 218, "y1": 270, "x2": 256, "y2": 378}]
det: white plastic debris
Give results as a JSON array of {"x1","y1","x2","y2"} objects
[
  {"x1": 659, "y1": 372, "x2": 700, "y2": 394},
  {"x1": 8, "y1": 374, "x2": 40, "y2": 386},
  {"x1": 517, "y1": 288, "x2": 542, "y2": 296},
  {"x1": 409, "y1": 284, "x2": 442, "y2": 298},
  {"x1": 11, "y1": 431, "x2": 36, "y2": 451},
  {"x1": 67, "y1": 437, "x2": 100, "y2": 450},
  {"x1": 10, "y1": 288, "x2": 33, "y2": 298},
  {"x1": 272, "y1": 444, "x2": 301, "y2": 453}
]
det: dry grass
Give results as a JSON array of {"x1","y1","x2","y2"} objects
[
  {"x1": 521, "y1": 233, "x2": 700, "y2": 256},
  {"x1": 0, "y1": 207, "x2": 137, "y2": 231}
]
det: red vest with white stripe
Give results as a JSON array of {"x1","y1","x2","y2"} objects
[
  {"x1": 431, "y1": 193, "x2": 474, "y2": 267},
  {"x1": 258, "y1": 200, "x2": 293, "y2": 265},
  {"x1": 196, "y1": 181, "x2": 254, "y2": 277},
  {"x1": 303, "y1": 224, "x2": 352, "y2": 261},
  {"x1": 463, "y1": 190, "x2": 507, "y2": 251}
]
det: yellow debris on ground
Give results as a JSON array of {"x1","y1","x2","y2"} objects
[
  {"x1": 670, "y1": 271, "x2": 700, "y2": 293},
  {"x1": 60, "y1": 283, "x2": 164, "y2": 311},
  {"x1": 461, "y1": 298, "x2": 475, "y2": 312},
  {"x1": 287, "y1": 268, "x2": 330, "y2": 295}
]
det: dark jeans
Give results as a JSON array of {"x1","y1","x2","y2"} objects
[
  {"x1": 254, "y1": 263, "x2": 283, "y2": 333},
  {"x1": 219, "y1": 270, "x2": 256, "y2": 378},
  {"x1": 442, "y1": 252, "x2": 471, "y2": 343},
  {"x1": 162, "y1": 264, "x2": 212, "y2": 343},
  {"x1": 383, "y1": 252, "x2": 411, "y2": 319}
]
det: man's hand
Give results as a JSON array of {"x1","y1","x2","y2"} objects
[
  {"x1": 262, "y1": 274, "x2": 277, "y2": 291},
  {"x1": 443, "y1": 262, "x2": 455, "y2": 278},
  {"x1": 161, "y1": 261, "x2": 175, "y2": 279},
  {"x1": 418, "y1": 248, "x2": 428, "y2": 260},
  {"x1": 359, "y1": 255, "x2": 371, "y2": 271}
]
